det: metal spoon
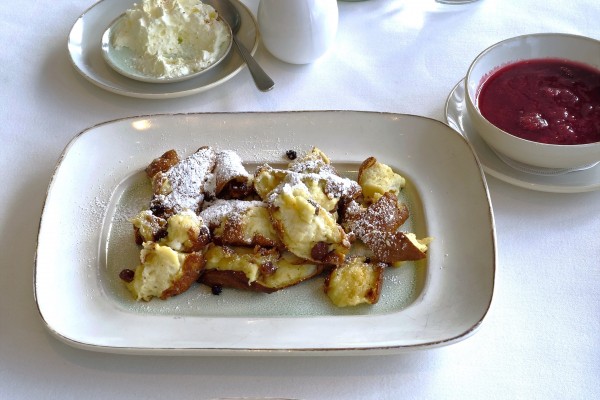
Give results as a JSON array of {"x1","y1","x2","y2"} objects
[{"x1": 206, "y1": 0, "x2": 275, "y2": 91}]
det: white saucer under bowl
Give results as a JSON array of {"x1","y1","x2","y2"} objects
[
  {"x1": 445, "y1": 79, "x2": 600, "y2": 193},
  {"x1": 68, "y1": 0, "x2": 257, "y2": 99}
]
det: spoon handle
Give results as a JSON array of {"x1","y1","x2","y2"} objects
[{"x1": 232, "y1": 36, "x2": 274, "y2": 92}]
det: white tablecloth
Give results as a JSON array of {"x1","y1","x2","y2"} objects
[{"x1": 1, "y1": 0, "x2": 599, "y2": 399}]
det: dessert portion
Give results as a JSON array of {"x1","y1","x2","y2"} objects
[
  {"x1": 324, "y1": 257, "x2": 385, "y2": 307},
  {"x1": 124, "y1": 242, "x2": 205, "y2": 301},
  {"x1": 110, "y1": 0, "x2": 231, "y2": 79},
  {"x1": 149, "y1": 146, "x2": 216, "y2": 218},
  {"x1": 209, "y1": 150, "x2": 254, "y2": 199},
  {"x1": 130, "y1": 209, "x2": 210, "y2": 252},
  {"x1": 358, "y1": 156, "x2": 406, "y2": 203},
  {"x1": 201, "y1": 246, "x2": 323, "y2": 293},
  {"x1": 203, "y1": 200, "x2": 283, "y2": 248},
  {"x1": 120, "y1": 146, "x2": 431, "y2": 307},
  {"x1": 267, "y1": 174, "x2": 350, "y2": 265}
]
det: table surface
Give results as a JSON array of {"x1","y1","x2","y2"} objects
[{"x1": 1, "y1": 0, "x2": 599, "y2": 399}]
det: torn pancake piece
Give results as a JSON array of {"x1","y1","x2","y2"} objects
[
  {"x1": 150, "y1": 146, "x2": 216, "y2": 217},
  {"x1": 130, "y1": 210, "x2": 168, "y2": 245},
  {"x1": 200, "y1": 199, "x2": 265, "y2": 229},
  {"x1": 145, "y1": 149, "x2": 180, "y2": 179},
  {"x1": 200, "y1": 199, "x2": 281, "y2": 247},
  {"x1": 209, "y1": 200, "x2": 282, "y2": 247},
  {"x1": 253, "y1": 165, "x2": 290, "y2": 200},
  {"x1": 254, "y1": 165, "x2": 361, "y2": 212},
  {"x1": 258, "y1": 252, "x2": 324, "y2": 291},
  {"x1": 358, "y1": 157, "x2": 406, "y2": 203},
  {"x1": 267, "y1": 175, "x2": 350, "y2": 265},
  {"x1": 160, "y1": 210, "x2": 211, "y2": 252},
  {"x1": 288, "y1": 147, "x2": 337, "y2": 175},
  {"x1": 200, "y1": 246, "x2": 323, "y2": 293},
  {"x1": 125, "y1": 242, "x2": 205, "y2": 301},
  {"x1": 201, "y1": 245, "x2": 279, "y2": 292},
  {"x1": 324, "y1": 256, "x2": 385, "y2": 307},
  {"x1": 342, "y1": 192, "x2": 409, "y2": 239},
  {"x1": 208, "y1": 149, "x2": 254, "y2": 199},
  {"x1": 361, "y1": 231, "x2": 431, "y2": 263}
]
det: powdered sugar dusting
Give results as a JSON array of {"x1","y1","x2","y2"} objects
[
  {"x1": 103, "y1": 144, "x2": 423, "y2": 316},
  {"x1": 214, "y1": 150, "x2": 251, "y2": 193},
  {"x1": 200, "y1": 199, "x2": 266, "y2": 228},
  {"x1": 204, "y1": 172, "x2": 217, "y2": 197},
  {"x1": 264, "y1": 168, "x2": 361, "y2": 203},
  {"x1": 345, "y1": 194, "x2": 406, "y2": 239},
  {"x1": 151, "y1": 147, "x2": 216, "y2": 215},
  {"x1": 288, "y1": 158, "x2": 338, "y2": 175}
]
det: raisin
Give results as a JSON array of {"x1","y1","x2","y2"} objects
[
  {"x1": 285, "y1": 150, "x2": 297, "y2": 160},
  {"x1": 229, "y1": 181, "x2": 249, "y2": 198},
  {"x1": 197, "y1": 226, "x2": 211, "y2": 246},
  {"x1": 211, "y1": 285, "x2": 223, "y2": 295},
  {"x1": 149, "y1": 202, "x2": 167, "y2": 218},
  {"x1": 119, "y1": 269, "x2": 135, "y2": 283},
  {"x1": 155, "y1": 228, "x2": 168, "y2": 241},
  {"x1": 311, "y1": 241, "x2": 330, "y2": 261},
  {"x1": 133, "y1": 228, "x2": 144, "y2": 246},
  {"x1": 204, "y1": 193, "x2": 215, "y2": 202},
  {"x1": 260, "y1": 261, "x2": 277, "y2": 276}
]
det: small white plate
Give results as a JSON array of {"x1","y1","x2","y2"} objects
[
  {"x1": 445, "y1": 79, "x2": 600, "y2": 193},
  {"x1": 35, "y1": 111, "x2": 495, "y2": 355},
  {"x1": 68, "y1": 0, "x2": 257, "y2": 98},
  {"x1": 100, "y1": 14, "x2": 232, "y2": 83}
]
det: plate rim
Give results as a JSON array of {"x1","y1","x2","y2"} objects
[
  {"x1": 67, "y1": 0, "x2": 258, "y2": 99},
  {"x1": 35, "y1": 110, "x2": 496, "y2": 355}
]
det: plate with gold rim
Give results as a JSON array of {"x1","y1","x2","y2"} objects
[{"x1": 35, "y1": 111, "x2": 495, "y2": 355}]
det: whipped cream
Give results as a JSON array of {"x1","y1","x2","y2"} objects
[{"x1": 112, "y1": 0, "x2": 231, "y2": 79}]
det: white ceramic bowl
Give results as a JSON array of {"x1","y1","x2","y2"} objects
[{"x1": 465, "y1": 33, "x2": 600, "y2": 170}]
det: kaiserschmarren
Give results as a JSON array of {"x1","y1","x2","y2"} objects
[{"x1": 119, "y1": 147, "x2": 432, "y2": 307}]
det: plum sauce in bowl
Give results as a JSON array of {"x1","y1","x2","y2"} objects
[
  {"x1": 479, "y1": 58, "x2": 600, "y2": 145},
  {"x1": 466, "y1": 33, "x2": 600, "y2": 170}
]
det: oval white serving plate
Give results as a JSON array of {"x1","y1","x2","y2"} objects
[{"x1": 35, "y1": 111, "x2": 495, "y2": 355}]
